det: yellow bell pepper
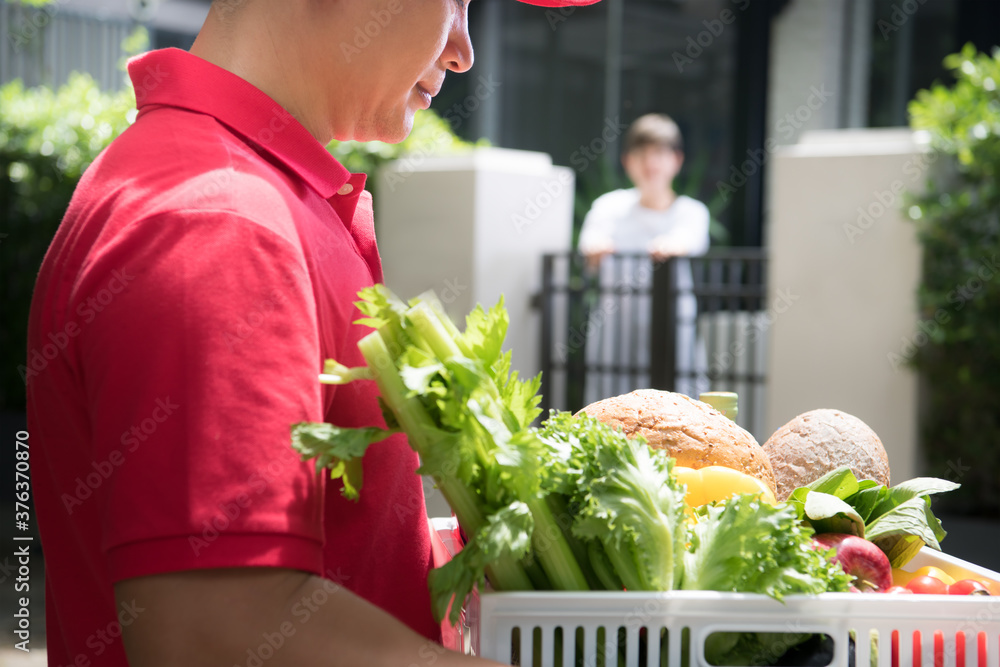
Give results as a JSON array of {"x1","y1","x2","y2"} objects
[{"x1": 673, "y1": 465, "x2": 778, "y2": 507}]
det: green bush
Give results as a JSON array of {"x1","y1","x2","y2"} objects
[
  {"x1": 0, "y1": 73, "x2": 472, "y2": 412},
  {"x1": 907, "y1": 44, "x2": 1000, "y2": 514},
  {"x1": 0, "y1": 74, "x2": 135, "y2": 411}
]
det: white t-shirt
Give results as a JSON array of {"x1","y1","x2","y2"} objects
[
  {"x1": 576, "y1": 189, "x2": 710, "y2": 400},
  {"x1": 578, "y1": 190, "x2": 710, "y2": 259}
]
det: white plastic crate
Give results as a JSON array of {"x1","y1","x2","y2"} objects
[{"x1": 474, "y1": 549, "x2": 1000, "y2": 667}]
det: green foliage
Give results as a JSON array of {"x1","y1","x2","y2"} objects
[
  {"x1": 328, "y1": 111, "x2": 476, "y2": 181},
  {"x1": 906, "y1": 44, "x2": 1000, "y2": 514},
  {"x1": 4, "y1": 0, "x2": 56, "y2": 7},
  {"x1": 0, "y1": 70, "x2": 472, "y2": 412},
  {"x1": 0, "y1": 74, "x2": 135, "y2": 411}
]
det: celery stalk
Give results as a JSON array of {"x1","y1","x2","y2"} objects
[
  {"x1": 525, "y1": 496, "x2": 590, "y2": 591},
  {"x1": 355, "y1": 330, "x2": 533, "y2": 593},
  {"x1": 405, "y1": 305, "x2": 588, "y2": 590}
]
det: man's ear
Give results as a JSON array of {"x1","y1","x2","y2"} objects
[{"x1": 673, "y1": 150, "x2": 685, "y2": 169}]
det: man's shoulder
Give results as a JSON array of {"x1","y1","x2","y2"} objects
[
  {"x1": 80, "y1": 107, "x2": 303, "y2": 243},
  {"x1": 590, "y1": 188, "x2": 639, "y2": 211}
]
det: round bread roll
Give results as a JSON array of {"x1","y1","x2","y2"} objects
[
  {"x1": 762, "y1": 409, "x2": 890, "y2": 501},
  {"x1": 578, "y1": 389, "x2": 777, "y2": 498}
]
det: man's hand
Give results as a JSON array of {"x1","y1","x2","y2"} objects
[
  {"x1": 116, "y1": 568, "x2": 506, "y2": 667},
  {"x1": 648, "y1": 236, "x2": 688, "y2": 262}
]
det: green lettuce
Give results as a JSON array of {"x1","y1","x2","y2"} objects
[{"x1": 291, "y1": 286, "x2": 855, "y2": 631}]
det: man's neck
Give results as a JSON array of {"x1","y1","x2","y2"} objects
[{"x1": 189, "y1": 5, "x2": 333, "y2": 144}]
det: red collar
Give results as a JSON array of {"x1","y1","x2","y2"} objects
[{"x1": 127, "y1": 48, "x2": 363, "y2": 201}]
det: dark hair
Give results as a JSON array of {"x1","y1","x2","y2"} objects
[{"x1": 622, "y1": 114, "x2": 683, "y2": 155}]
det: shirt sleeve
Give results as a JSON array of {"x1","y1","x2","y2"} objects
[
  {"x1": 577, "y1": 193, "x2": 619, "y2": 254},
  {"x1": 75, "y1": 208, "x2": 326, "y2": 582}
]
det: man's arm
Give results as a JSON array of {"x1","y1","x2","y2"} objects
[
  {"x1": 116, "y1": 568, "x2": 508, "y2": 667},
  {"x1": 578, "y1": 197, "x2": 618, "y2": 270}
]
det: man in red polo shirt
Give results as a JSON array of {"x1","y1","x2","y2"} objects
[{"x1": 26, "y1": 0, "x2": 598, "y2": 665}]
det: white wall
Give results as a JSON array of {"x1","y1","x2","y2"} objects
[
  {"x1": 768, "y1": 0, "x2": 847, "y2": 146},
  {"x1": 767, "y1": 0, "x2": 874, "y2": 147},
  {"x1": 766, "y1": 128, "x2": 930, "y2": 484},
  {"x1": 376, "y1": 147, "x2": 574, "y2": 381}
]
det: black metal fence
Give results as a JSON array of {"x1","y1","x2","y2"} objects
[{"x1": 536, "y1": 250, "x2": 770, "y2": 440}]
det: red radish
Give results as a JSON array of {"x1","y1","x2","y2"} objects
[{"x1": 811, "y1": 533, "x2": 893, "y2": 592}]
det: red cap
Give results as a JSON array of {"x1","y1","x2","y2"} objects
[{"x1": 516, "y1": 0, "x2": 601, "y2": 5}]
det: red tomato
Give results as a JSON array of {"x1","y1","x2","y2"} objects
[
  {"x1": 948, "y1": 579, "x2": 991, "y2": 596},
  {"x1": 906, "y1": 575, "x2": 949, "y2": 595}
]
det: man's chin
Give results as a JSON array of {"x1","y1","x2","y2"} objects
[{"x1": 356, "y1": 111, "x2": 415, "y2": 145}]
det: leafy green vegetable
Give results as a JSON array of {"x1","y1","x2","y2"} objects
[
  {"x1": 867, "y1": 477, "x2": 960, "y2": 522},
  {"x1": 704, "y1": 631, "x2": 814, "y2": 667},
  {"x1": 291, "y1": 287, "x2": 855, "y2": 631},
  {"x1": 541, "y1": 411, "x2": 688, "y2": 592},
  {"x1": 803, "y1": 467, "x2": 860, "y2": 499},
  {"x1": 790, "y1": 467, "x2": 958, "y2": 568},
  {"x1": 847, "y1": 486, "x2": 886, "y2": 523},
  {"x1": 786, "y1": 490, "x2": 865, "y2": 537},
  {"x1": 294, "y1": 285, "x2": 587, "y2": 622},
  {"x1": 682, "y1": 496, "x2": 852, "y2": 598},
  {"x1": 290, "y1": 422, "x2": 392, "y2": 500},
  {"x1": 427, "y1": 501, "x2": 534, "y2": 623},
  {"x1": 866, "y1": 496, "x2": 948, "y2": 566},
  {"x1": 679, "y1": 498, "x2": 851, "y2": 667}
]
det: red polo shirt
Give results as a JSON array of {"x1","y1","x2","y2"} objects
[{"x1": 26, "y1": 48, "x2": 436, "y2": 665}]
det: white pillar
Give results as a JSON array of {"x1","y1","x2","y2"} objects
[{"x1": 766, "y1": 128, "x2": 929, "y2": 483}]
